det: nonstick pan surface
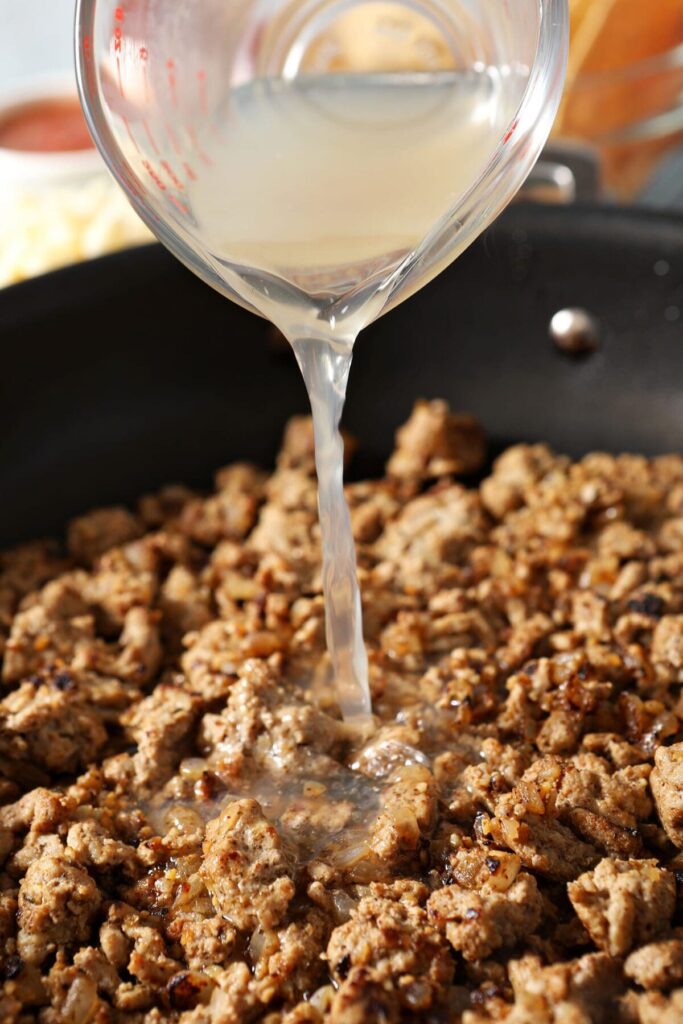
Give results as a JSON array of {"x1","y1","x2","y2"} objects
[{"x1": 0, "y1": 202, "x2": 682, "y2": 546}]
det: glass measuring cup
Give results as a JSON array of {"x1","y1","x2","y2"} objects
[
  {"x1": 75, "y1": 0, "x2": 568, "y2": 337},
  {"x1": 75, "y1": 0, "x2": 568, "y2": 726}
]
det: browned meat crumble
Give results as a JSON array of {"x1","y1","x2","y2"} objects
[{"x1": 2, "y1": 399, "x2": 683, "y2": 1022}]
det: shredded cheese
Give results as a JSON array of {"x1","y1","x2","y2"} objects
[{"x1": 0, "y1": 175, "x2": 153, "y2": 288}]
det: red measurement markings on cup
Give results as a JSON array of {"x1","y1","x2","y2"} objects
[
  {"x1": 503, "y1": 119, "x2": 518, "y2": 144},
  {"x1": 121, "y1": 114, "x2": 140, "y2": 153},
  {"x1": 113, "y1": 6, "x2": 125, "y2": 99},
  {"x1": 125, "y1": 171, "x2": 145, "y2": 204},
  {"x1": 186, "y1": 124, "x2": 212, "y2": 167},
  {"x1": 142, "y1": 159, "x2": 166, "y2": 191},
  {"x1": 167, "y1": 59, "x2": 178, "y2": 108},
  {"x1": 139, "y1": 46, "x2": 150, "y2": 103},
  {"x1": 164, "y1": 126, "x2": 199, "y2": 183},
  {"x1": 197, "y1": 70, "x2": 208, "y2": 114},
  {"x1": 165, "y1": 121, "x2": 182, "y2": 156},
  {"x1": 142, "y1": 117, "x2": 160, "y2": 155},
  {"x1": 160, "y1": 160, "x2": 185, "y2": 191},
  {"x1": 168, "y1": 194, "x2": 189, "y2": 216},
  {"x1": 165, "y1": 124, "x2": 200, "y2": 186},
  {"x1": 82, "y1": 34, "x2": 97, "y2": 96},
  {"x1": 143, "y1": 152, "x2": 189, "y2": 201}
]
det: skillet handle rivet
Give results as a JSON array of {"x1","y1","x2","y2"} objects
[{"x1": 550, "y1": 308, "x2": 600, "y2": 356}]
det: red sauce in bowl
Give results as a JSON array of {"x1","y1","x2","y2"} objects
[{"x1": 0, "y1": 97, "x2": 94, "y2": 153}]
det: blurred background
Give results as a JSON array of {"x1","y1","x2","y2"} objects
[{"x1": 1, "y1": 0, "x2": 682, "y2": 290}]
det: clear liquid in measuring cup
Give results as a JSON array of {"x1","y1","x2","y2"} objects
[
  {"x1": 190, "y1": 70, "x2": 517, "y2": 336},
  {"x1": 157, "y1": 70, "x2": 520, "y2": 725}
]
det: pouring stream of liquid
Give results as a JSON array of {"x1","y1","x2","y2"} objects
[{"x1": 293, "y1": 338, "x2": 372, "y2": 727}]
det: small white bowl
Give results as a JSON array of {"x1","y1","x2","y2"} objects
[
  {"x1": 0, "y1": 74, "x2": 106, "y2": 190},
  {"x1": 0, "y1": 73, "x2": 153, "y2": 289}
]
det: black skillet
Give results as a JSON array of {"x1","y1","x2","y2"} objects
[{"x1": 0, "y1": 201, "x2": 682, "y2": 547}]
